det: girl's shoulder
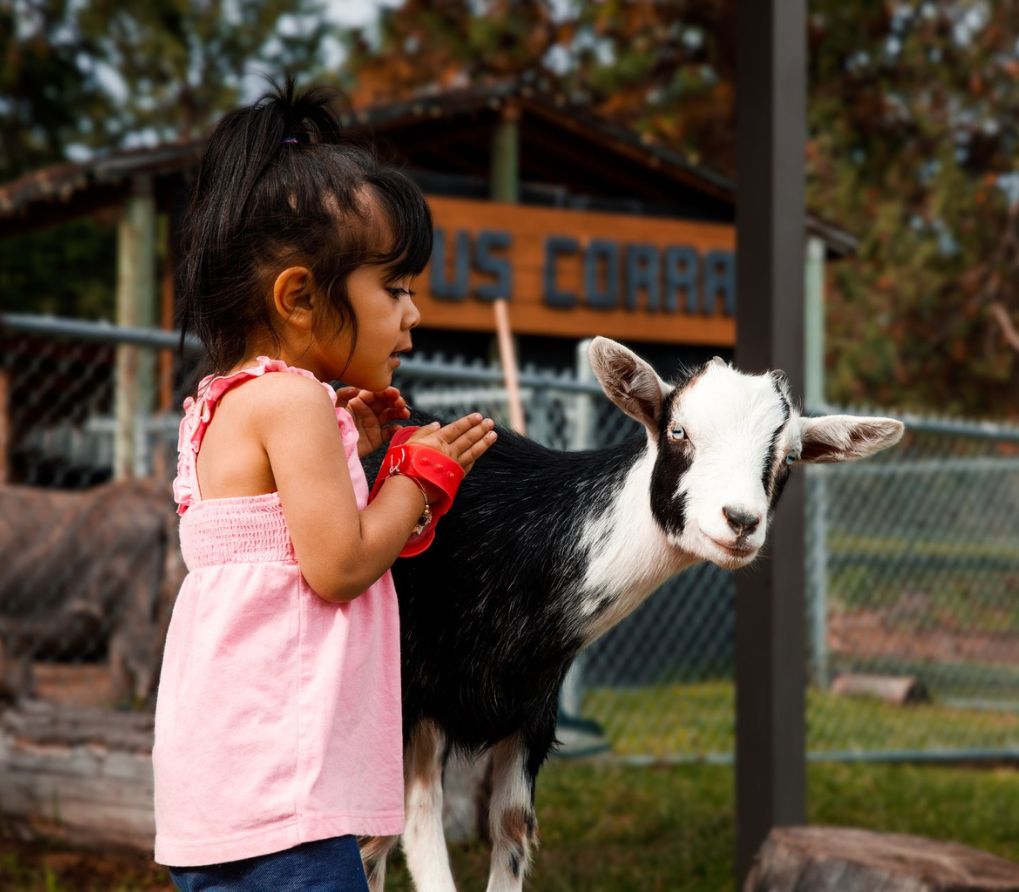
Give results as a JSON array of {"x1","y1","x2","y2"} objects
[
  {"x1": 196, "y1": 359, "x2": 336, "y2": 415},
  {"x1": 221, "y1": 368, "x2": 338, "y2": 439}
]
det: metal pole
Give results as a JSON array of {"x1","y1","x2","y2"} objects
[
  {"x1": 734, "y1": 0, "x2": 808, "y2": 882},
  {"x1": 561, "y1": 338, "x2": 596, "y2": 717},
  {"x1": 804, "y1": 236, "x2": 830, "y2": 690}
]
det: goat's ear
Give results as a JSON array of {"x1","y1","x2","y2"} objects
[
  {"x1": 798, "y1": 414, "x2": 905, "y2": 463},
  {"x1": 589, "y1": 337, "x2": 667, "y2": 433}
]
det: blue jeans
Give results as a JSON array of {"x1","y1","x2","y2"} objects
[{"x1": 168, "y1": 835, "x2": 370, "y2": 892}]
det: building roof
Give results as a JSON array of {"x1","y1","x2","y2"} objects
[{"x1": 0, "y1": 82, "x2": 855, "y2": 254}]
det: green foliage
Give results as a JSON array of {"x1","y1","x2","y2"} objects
[
  {"x1": 0, "y1": 0, "x2": 109, "y2": 177},
  {"x1": 0, "y1": 219, "x2": 116, "y2": 319},
  {"x1": 2, "y1": 0, "x2": 331, "y2": 318},
  {"x1": 807, "y1": 1, "x2": 1019, "y2": 416},
  {"x1": 74, "y1": 0, "x2": 332, "y2": 143},
  {"x1": 343, "y1": 0, "x2": 1019, "y2": 418}
]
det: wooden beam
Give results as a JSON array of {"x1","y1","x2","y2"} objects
[
  {"x1": 0, "y1": 366, "x2": 8, "y2": 484},
  {"x1": 114, "y1": 176, "x2": 157, "y2": 480},
  {"x1": 734, "y1": 0, "x2": 808, "y2": 882}
]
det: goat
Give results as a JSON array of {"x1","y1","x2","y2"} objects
[{"x1": 361, "y1": 337, "x2": 904, "y2": 891}]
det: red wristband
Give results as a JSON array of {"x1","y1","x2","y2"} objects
[{"x1": 368, "y1": 426, "x2": 464, "y2": 557}]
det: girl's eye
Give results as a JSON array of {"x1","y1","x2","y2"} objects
[
  {"x1": 669, "y1": 426, "x2": 686, "y2": 441},
  {"x1": 786, "y1": 453, "x2": 800, "y2": 465},
  {"x1": 386, "y1": 287, "x2": 411, "y2": 300}
]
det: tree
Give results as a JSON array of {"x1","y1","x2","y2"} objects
[
  {"x1": 1, "y1": 0, "x2": 331, "y2": 319},
  {"x1": 342, "y1": 0, "x2": 734, "y2": 168},
  {"x1": 341, "y1": 0, "x2": 1019, "y2": 419},
  {"x1": 75, "y1": 0, "x2": 332, "y2": 145}
]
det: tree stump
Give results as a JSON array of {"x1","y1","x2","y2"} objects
[{"x1": 745, "y1": 826, "x2": 1019, "y2": 892}]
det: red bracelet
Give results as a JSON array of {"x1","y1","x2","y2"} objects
[{"x1": 368, "y1": 426, "x2": 464, "y2": 557}]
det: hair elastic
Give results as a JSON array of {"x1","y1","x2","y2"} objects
[{"x1": 282, "y1": 137, "x2": 299, "y2": 144}]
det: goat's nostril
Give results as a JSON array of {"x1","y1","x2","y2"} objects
[{"x1": 723, "y1": 506, "x2": 761, "y2": 535}]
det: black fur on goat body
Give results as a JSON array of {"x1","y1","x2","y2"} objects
[{"x1": 362, "y1": 411, "x2": 644, "y2": 776}]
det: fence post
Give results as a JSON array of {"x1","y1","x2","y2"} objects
[
  {"x1": 561, "y1": 340, "x2": 596, "y2": 715},
  {"x1": 807, "y1": 464, "x2": 830, "y2": 689},
  {"x1": 114, "y1": 176, "x2": 157, "y2": 480},
  {"x1": 557, "y1": 339, "x2": 604, "y2": 750},
  {"x1": 804, "y1": 235, "x2": 829, "y2": 690}
]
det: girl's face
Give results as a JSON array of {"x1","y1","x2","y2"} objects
[{"x1": 316, "y1": 264, "x2": 420, "y2": 390}]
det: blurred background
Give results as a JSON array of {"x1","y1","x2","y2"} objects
[{"x1": 2, "y1": 1, "x2": 1019, "y2": 890}]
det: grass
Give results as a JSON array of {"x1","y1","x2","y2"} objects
[
  {"x1": 4, "y1": 684, "x2": 1019, "y2": 889},
  {"x1": 379, "y1": 761, "x2": 1019, "y2": 892},
  {"x1": 2, "y1": 761, "x2": 1019, "y2": 891},
  {"x1": 583, "y1": 681, "x2": 1019, "y2": 757}
]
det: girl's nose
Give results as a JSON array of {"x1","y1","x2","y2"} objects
[{"x1": 404, "y1": 295, "x2": 421, "y2": 330}]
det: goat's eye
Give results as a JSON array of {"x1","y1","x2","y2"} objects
[
  {"x1": 786, "y1": 453, "x2": 800, "y2": 465},
  {"x1": 669, "y1": 426, "x2": 686, "y2": 441}
]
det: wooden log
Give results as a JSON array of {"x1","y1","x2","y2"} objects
[
  {"x1": 744, "y1": 826, "x2": 1019, "y2": 892},
  {"x1": 0, "y1": 700, "x2": 155, "y2": 852},
  {"x1": 831, "y1": 673, "x2": 928, "y2": 705},
  {"x1": 0, "y1": 699, "x2": 479, "y2": 852}
]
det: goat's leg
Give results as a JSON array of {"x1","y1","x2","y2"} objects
[
  {"x1": 401, "y1": 719, "x2": 457, "y2": 892},
  {"x1": 485, "y1": 735, "x2": 538, "y2": 892},
  {"x1": 360, "y1": 835, "x2": 399, "y2": 892}
]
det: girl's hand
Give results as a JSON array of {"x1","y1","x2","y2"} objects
[
  {"x1": 336, "y1": 386, "x2": 411, "y2": 458},
  {"x1": 407, "y1": 413, "x2": 497, "y2": 479}
]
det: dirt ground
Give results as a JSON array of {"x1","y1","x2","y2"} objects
[
  {"x1": 829, "y1": 607, "x2": 1019, "y2": 667},
  {"x1": 0, "y1": 838, "x2": 172, "y2": 891}
]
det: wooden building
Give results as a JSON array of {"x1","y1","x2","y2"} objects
[{"x1": 0, "y1": 82, "x2": 853, "y2": 381}]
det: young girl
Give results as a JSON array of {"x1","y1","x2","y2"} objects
[{"x1": 153, "y1": 80, "x2": 497, "y2": 891}]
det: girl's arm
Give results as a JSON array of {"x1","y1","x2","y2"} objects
[{"x1": 256, "y1": 373, "x2": 492, "y2": 602}]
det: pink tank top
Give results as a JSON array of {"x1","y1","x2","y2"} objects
[{"x1": 153, "y1": 357, "x2": 404, "y2": 867}]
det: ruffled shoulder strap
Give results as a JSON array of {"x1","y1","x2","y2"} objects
[{"x1": 173, "y1": 356, "x2": 355, "y2": 515}]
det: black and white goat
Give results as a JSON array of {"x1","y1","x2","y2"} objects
[{"x1": 361, "y1": 337, "x2": 904, "y2": 891}]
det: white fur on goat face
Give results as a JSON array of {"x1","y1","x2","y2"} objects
[
  {"x1": 659, "y1": 361, "x2": 794, "y2": 568},
  {"x1": 588, "y1": 337, "x2": 905, "y2": 573}
]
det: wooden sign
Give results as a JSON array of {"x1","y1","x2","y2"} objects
[{"x1": 416, "y1": 196, "x2": 736, "y2": 346}]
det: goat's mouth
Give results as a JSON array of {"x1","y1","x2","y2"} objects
[{"x1": 702, "y1": 533, "x2": 759, "y2": 567}]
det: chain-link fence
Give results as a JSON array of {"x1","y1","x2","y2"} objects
[{"x1": 2, "y1": 313, "x2": 1018, "y2": 765}]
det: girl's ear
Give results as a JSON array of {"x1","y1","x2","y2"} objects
[{"x1": 272, "y1": 267, "x2": 315, "y2": 330}]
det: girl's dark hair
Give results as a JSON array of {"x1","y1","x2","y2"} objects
[{"x1": 176, "y1": 77, "x2": 433, "y2": 373}]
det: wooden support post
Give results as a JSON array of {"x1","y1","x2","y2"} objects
[
  {"x1": 490, "y1": 103, "x2": 526, "y2": 435},
  {"x1": 158, "y1": 213, "x2": 175, "y2": 414},
  {"x1": 114, "y1": 176, "x2": 157, "y2": 480},
  {"x1": 735, "y1": 0, "x2": 808, "y2": 881},
  {"x1": 0, "y1": 367, "x2": 9, "y2": 485}
]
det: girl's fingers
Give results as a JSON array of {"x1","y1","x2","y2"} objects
[
  {"x1": 448, "y1": 418, "x2": 495, "y2": 457},
  {"x1": 459, "y1": 430, "x2": 498, "y2": 472},
  {"x1": 435, "y1": 413, "x2": 485, "y2": 444},
  {"x1": 334, "y1": 386, "x2": 358, "y2": 407}
]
